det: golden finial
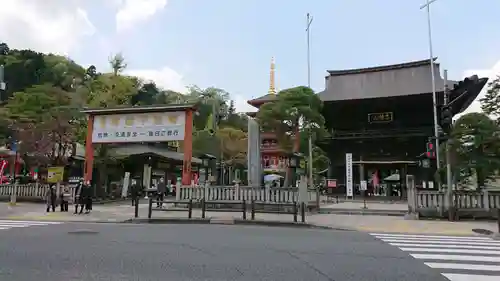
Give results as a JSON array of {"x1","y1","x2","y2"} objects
[{"x1": 268, "y1": 57, "x2": 276, "y2": 95}]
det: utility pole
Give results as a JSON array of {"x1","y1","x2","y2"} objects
[
  {"x1": 306, "y1": 13, "x2": 314, "y2": 190},
  {"x1": 444, "y1": 70, "x2": 453, "y2": 221},
  {"x1": 421, "y1": 0, "x2": 441, "y2": 170},
  {"x1": 0, "y1": 65, "x2": 5, "y2": 101}
]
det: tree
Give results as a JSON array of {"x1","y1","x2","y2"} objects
[
  {"x1": 0, "y1": 42, "x2": 9, "y2": 55},
  {"x1": 445, "y1": 113, "x2": 500, "y2": 188},
  {"x1": 3, "y1": 84, "x2": 79, "y2": 165},
  {"x1": 257, "y1": 86, "x2": 328, "y2": 152},
  {"x1": 218, "y1": 127, "x2": 247, "y2": 166},
  {"x1": 109, "y1": 53, "x2": 127, "y2": 76},
  {"x1": 480, "y1": 76, "x2": 500, "y2": 122},
  {"x1": 131, "y1": 81, "x2": 161, "y2": 106}
]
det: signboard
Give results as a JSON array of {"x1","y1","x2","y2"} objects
[
  {"x1": 345, "y1": 153, "x2": 353, "y2": 197},
  {"x1": 326, "y1": 179, "x2": 337, "y2": 188},
  {"x1": 368, "y1": 112, "x2": 393, "y2": 123},
  {"x1": 92, "y1": 111, "x2": 186, "y2": 143},
  {"x1": 47, "y1": 167, "x2": 64, "y2": 183},
  {"x1": 360, "y1": 180, "x2": 367, "y2": 191}
]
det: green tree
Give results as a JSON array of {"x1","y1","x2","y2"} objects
[
  {"x1": 445, "y1": 113, "x2": 500, "y2": 188},
  {"x1": 3, "y1": 84, "x2": 79, "y2": 165},
  {"x1": 109, "y1": 53, "x2": 127, "y2": 76},
  {"x1": 257, "y1": 86, "x2": 328, "y2": 152},
  {"x1": 480, "y1": 76, "x2": 500, "y2": 123}
]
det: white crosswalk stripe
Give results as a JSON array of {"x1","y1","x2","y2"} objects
[
  {"x1": 370, "y1": 233, "x2": 500, "y2": 281},
  {"x1": 0, "y1": 220, "x2": 62, "y2": 230}
]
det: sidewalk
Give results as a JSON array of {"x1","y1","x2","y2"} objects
[{"x1": 2, "y1": 202, "x2": 498, "y2": 236}]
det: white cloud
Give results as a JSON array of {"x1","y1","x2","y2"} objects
[
  {"x1": 0, "y1": 0, "x2": 95, "y2": 55},
  {"x1": 115, "y1": 0, "x2": 168, "y2": 32},
  {"x1": 455, "y1": 60, "x2": 500, "y2": 119},
  {"x1": 125, "y1": 67, "x2": 187, "y2": 93}
]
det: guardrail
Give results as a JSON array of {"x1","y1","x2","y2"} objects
[
  {"x1": 176, "y1": 185, "x2": 319, "y2": 205},
  {"x1": 0, "y1": 183, "x2": 49, "y2": 199},
  {"x1": 147, "y1": 198, "x2": 194, "y2": 219},
  {"x1": 146, "y1": 198, "x2": 306, "y2": 223}
]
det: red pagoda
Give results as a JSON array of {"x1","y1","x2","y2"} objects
[{"x1": 247, "y1": 58, "x2": 289, "y2": 174}]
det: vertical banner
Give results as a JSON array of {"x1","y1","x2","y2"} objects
[{"x1": 345, "y1": 153, "x2": 353, "y2": 197}]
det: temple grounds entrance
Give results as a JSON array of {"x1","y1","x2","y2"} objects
[{"x1": 81, "y1": 104, "x2": 197, "y2": 188}]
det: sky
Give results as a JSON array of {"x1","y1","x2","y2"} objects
[{"x1": 0, "y1": 0, "x2": 499, "y2": 115}]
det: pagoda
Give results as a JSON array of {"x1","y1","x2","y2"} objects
[{"x1": 247, "y1": 57, "x2": 288, "y2": 174}]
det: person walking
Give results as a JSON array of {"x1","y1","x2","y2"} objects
[
  {"x1": 83, "y1": 184, "x2": 93, "y2": 214},
  {"x1": 45, "y1": 184, "x2": 57, "y2": 212},
  {"x1": 156, "y1": 177, "x2": 166, "y2": 208},
  {"x1": 74, "y1": 180, "x2": 85, "y2": 214}
]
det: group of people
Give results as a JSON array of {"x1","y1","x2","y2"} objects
[{"x1": 45, "y1": 181, "x2": 93, "y2": 214}]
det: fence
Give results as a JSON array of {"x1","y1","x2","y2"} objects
[
  {"x1": 146, "y1": 197, "x2": 305, "y2": 222},
  {"x1": 407, "y1": 175, "x2": 500, "y2": 219},
  {"x1": 175, "y1": 184, "x2": 318, "y2": 205},
  {"x1": 0, "y1": 183, "x2": 49, "y2": 200}
]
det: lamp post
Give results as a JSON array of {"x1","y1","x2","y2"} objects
[
  {"x1": 306, "y1": 13, "x2": 314, "y2": 189},
  {"x1": 420, "y1": 0, "x2": 441, "y2": 170}
]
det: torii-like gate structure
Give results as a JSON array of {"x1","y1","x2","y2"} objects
[{"x1": 81, "y1": 104, "x2": 196, "y2": 186}]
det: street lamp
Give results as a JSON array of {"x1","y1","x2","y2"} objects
[
  {"x1": 306, "y1": 13, "x2": 314, "y2": 189},
  {"x1": 288, "y1": 152, "x2": 303, "y2": 186},
  {"x1": 420, "y1": 0, "x2": 441, "y2": 170}
]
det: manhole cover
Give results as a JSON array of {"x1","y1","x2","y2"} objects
[
  {"x1": 67, "y1": 229, "x2": 99, "y2": 235},
  {"x1": 472, "y1": 228, "x2": 494, "y2": 235}
]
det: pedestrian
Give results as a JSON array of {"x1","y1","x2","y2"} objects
[
  {"x1": 156, "y1": 177, "x2": 166, "y2": 208},
  {"x1": 131, "y1": 180, "x2": 140, "y2": 206},
  {"x1": 45, "y1": 184, "x2": 57, "y2": 212},
  {"x1": 82, "y1": 184, "x2": 93, "y2": 214},
  {"x1": 59, "y1": 187, "x2": 69, "y2": 212},
  {"x1": 74, "y1": 180, "x2": 85, "y2": 214}
]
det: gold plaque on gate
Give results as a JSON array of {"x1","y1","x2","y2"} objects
[
  {"x1": 125, "y1": 116, "x2": 134, "y2": 126},
  {"x1": 167, "y1": 114, "x2": 179, "y2": 124},
  {"x1": 110, "y1": 116, "x2": 120, "y2": 126},
  {"x1": 153, "y1": 114, "x2": 163, "y2": 125},
  {"x1": 99, "y1": 117, "x2": 106, "y2": 128}
]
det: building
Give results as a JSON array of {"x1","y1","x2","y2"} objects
[
  {"x1": 247, "y1": 57, "x2": 290, "y2": 174},
  {"x1": 318, "y1": 58, "x2": 487, "y2": 196}
]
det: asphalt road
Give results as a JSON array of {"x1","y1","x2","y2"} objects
[{"x1": 0, "y1": 222, "x2": 447, "y2": 281}]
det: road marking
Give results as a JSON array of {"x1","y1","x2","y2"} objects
[
  {"x1": 389, "y1": 243, "x2": 500, "y2": 250},
  {"x1": 370, "y1": 233, "x2": 491, "y2": 240},
  {"x1": 380, "y1": 238, "x2": 500, "y2": 246},
  {"x1": 0, "y1": 220, "x2": 62, "y2": 224},
  {"x1": 0, "y1": 220, "x2": 63, "y2": 231},
  {"x1": 425, "y1": 262, "x2": 500, "y2": 271},
  {"x1": 371, "y1": 233, "x2": 500, "y2": 280},
  {"x1": 400, "y1": 247, "x2": 500, "y2": 255},
  {"x1": 441, "y1": 273, "x2": 500, "y2": 281},
  {"x1": 411, "y1": 254, "x2": 500, "y2": 263}
]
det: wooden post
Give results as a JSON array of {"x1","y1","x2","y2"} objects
[
  {"x1": 182, "y1": 110, "x2": 194, "y2": 185},
  {"x1": 83, "y1": 115, "x2": 95, "y2": 184}
]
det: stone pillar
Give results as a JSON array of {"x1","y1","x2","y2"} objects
[{"x1": 405, "y1": 175, "x2": 419, "y2": 220}]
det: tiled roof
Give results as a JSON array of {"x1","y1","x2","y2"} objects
[
  {"x1": 247, "y1": 94, "x2": 276, "y2": 105},
  {"x1": 327, "y1": 58, "x2": 438, "y2": 76}
]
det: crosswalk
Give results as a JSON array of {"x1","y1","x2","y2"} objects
[
  {"x1": 370, "y1": 233, "x2": 500, "y2": 281},
  {"x1": 0, "y1": 220, "x2": 63, "y2": 231}
]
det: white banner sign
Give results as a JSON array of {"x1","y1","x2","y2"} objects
[
  {"x1": 345, "y1": 153, "x2": 353, "y2": 197},
  {"x1": 91, "y1": 111, "x2": 186, "y2": 143},
  {"x1": 360, "y1": 180, "x2": 367, "y2": 191}
]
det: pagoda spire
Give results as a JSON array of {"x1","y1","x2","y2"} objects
[{"x1": 268, "y1": 57, "x2": 276, "y2": 95}]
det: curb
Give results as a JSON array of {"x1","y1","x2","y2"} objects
[
  {"x1": 122, "y1": 217, "x2": 352, "y2": 231},
  {"x1": 318, "y1": 209, "x2": 407, "y2": 216},
  {"x1": 122, "y1": 218, "x2": 212, "y2": 224}
]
